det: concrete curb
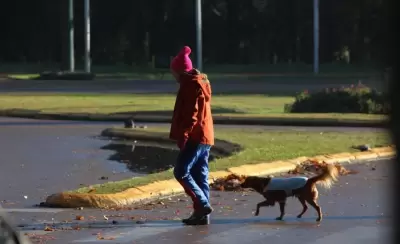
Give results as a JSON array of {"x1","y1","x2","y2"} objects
[
  {"x1": 44, "y1": 146, "x2": 396, "y2": 209},
  {"x1": 0, "y1": 109, "x2": 387, "y2": 128}
]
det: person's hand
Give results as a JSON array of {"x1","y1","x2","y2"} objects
[{"x1": 177, "y1": 137, "x2": 188, "y2": 150}]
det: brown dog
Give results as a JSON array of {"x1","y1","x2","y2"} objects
[{"x1": 240, "y1": 164, "x2": 339, "y2": 222}]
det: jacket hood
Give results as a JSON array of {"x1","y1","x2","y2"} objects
[{"x1": 179, "y1": 69, "x2": 212, "y2": 100}]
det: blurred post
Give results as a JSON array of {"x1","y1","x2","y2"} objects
[
  {"x1": 68, "y1": 0, "x2": 75, "y2": 72},
  {"x1": 84, "y1": 0, "x2": 91, "y2": 73},
  {"x1": 313, "y1": 0, "x2": 319, "y2": 74},
  {"x1": 195, "y1": 0, "x2": 203, "y2": 71}
]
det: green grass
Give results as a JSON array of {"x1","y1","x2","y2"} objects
[
  {"x1": 2, "y1": 63, "x2": 380, "y2": 81},
  {"x1": 0, "y1": 94, "x2": 290, "y2": 114},
  {"x1": 72, "y1": 126, "x2": 390, "y2": 194},
  {"x1": 0, "y1": 94, "x2": 387, "y2": 122}
]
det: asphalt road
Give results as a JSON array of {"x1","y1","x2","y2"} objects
[{"x1": 5, "y1": 161, "x2": 391, "y2": 244}]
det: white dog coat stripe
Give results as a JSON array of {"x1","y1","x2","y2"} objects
[{"x1": 263, "y1": 177, "x2": 308, "y2": 196}]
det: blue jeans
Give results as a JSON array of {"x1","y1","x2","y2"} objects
[{"x1": 173, "y1": 141, "x2": 211, "y2": 211}]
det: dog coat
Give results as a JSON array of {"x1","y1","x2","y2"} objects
[{"x1": 263, "y1": 177, "x2": 308, "y2": 196}]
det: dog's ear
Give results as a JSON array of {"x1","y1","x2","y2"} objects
[{"x1": 239, "y1": 175, "x2": 247, "y2": 183}]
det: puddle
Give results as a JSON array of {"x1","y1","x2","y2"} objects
[{"x1": 101, "y1": 141, "x2": 216, "y2": 174}]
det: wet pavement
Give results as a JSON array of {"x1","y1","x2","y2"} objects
[
  {"x1": 0, "y1": 117, "x2": 143, "y2": 208},
  {"x1": 102, "y1": 142, "x2": 178, "y2": 174},
  {"x1": 7, "y1": 160, "x2": 392, "y2": 244}
]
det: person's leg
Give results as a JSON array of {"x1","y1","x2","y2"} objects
[
  {"x1": 188, "y1": 145, "x2": 212, "y2": 224},
  {"x1": 173, "y1": 141, "x2": 211, "y2": 216},
  {"x1": 191, "y1": 145, "x2": 211, "y2": 202}
]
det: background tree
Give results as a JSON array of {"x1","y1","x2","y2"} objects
[{"x1": 0, "y1": 0, "x2": 388, "y2": 69}]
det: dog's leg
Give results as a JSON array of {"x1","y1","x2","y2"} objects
[
  {"x1": 297, "y1": 197, "x2": 308, "y2": 218},
  {"x1": 306, "y1": 199, "x2": 322, "y2": 222},
  {"x1": 255, "y1": 200, "x2": 271, "y2": 216},
  {"x1": 276, "y1": 201, "x2": 286, "y2": 221},
  {"x1": 266, "y1": 199, "x2": 275, "y2": 206}
]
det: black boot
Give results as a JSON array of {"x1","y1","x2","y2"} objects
[
  {"x1": 183, "y1": 206, "x2": 212, "y2": 226},
  {"x1": 197, "y1": 205, "x2": 213, "y2": 217},
  {"x1": 182, "y1": 212, "x2": 196, "y2": 224},
  {"x1": 184, "y1": 215, "x2": 210, "y2": 226}
]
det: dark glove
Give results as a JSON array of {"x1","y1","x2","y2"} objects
[{"x1": 177, "y1": 137, "x2": 188, "y2": 150}]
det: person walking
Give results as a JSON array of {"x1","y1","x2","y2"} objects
[{"x1": 169, "y1": 46, "x2": 214, "y2": 225}]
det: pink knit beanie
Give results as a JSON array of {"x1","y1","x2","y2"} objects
[{"x1": 170, "y1": 46, "x2": 193, "y2": 74}]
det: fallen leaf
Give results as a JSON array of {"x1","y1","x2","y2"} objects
[
  {"x1": 72, "y1": 225, "x2": 81, "y2": 230},
  {"x1": 75, "y1": 215, "x2": 84, "y2": 221},
  {"x1": 98, "y1": 236, "x2": 115, "y2": 240},
  {"x1": 222, "y1": 206, "x2": 233, "y2": 210},
  {"x1": 44, "y1": 226, "x2": 53, "y2": 231},
  {"x1": 209, "y1": 174, "x2": 249, "y2": 191}
]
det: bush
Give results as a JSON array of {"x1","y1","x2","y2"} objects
[{"x1": 285, "y1": 82, "x2": 390, "y2": 114}]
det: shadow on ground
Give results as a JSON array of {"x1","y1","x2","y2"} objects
[
  {"x1": 100, "y1": 137, "x2": 241, "y2": 174},
  {"x1": 101, "y1": 142, "x2": 217, "y2": 174},
  {"x1": 101, "y1": 143, "x2": 180, "y2": 174}
]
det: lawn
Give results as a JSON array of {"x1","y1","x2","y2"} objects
[
  {"x1": 0, "y1": 94, "x2": 386, "y2": 122},
  {"x1": 3, "y1": 63, "x2": 379, "y2": 81},
  {"x1": 0, "y1": 94, "x2": 290, "y2": 114},
  {"x1": 72, "y1": 126, "x2": 390, "y2": 194}
]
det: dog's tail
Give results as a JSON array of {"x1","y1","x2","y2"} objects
[{"x1": 307, "y1": 164, "x2": 339, "y2": 189}]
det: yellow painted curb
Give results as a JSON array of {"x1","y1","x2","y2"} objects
[
  {"x1": 45, "y1": 146, "x2": 396, "y2": 209},
  {"x1": 209, "y1": 171, "x2": 232, "y2": 182},
  {"x1": 352, "y1": 151, "x2": 379, "y2": 160},
  {"x1": 323, "y1": 152, "x2": 356, "y2": 163},
  {"x1": 371, "y1": 146, "x2": 397, "y2": 157},
  {"x1": 286, "y1": 156, "x2": 309, "y2": 165}
]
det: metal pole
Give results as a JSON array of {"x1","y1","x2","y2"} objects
[
  {"x1": 195, "y1": 0, "x2": 203, "y2": 71},
  {"x1": 68, "y1": 0, "x2": 75, "y2": 72},
  {"x1": 84, "y1": 0, "x2": 91, "y2": 73},
  {"x1": 313, "y1": 0, "x2": 319, "y2": 74}
]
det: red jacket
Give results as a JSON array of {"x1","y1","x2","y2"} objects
[{"x1": 169, "y1": 69, "x2": 214, "y2": 146}]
